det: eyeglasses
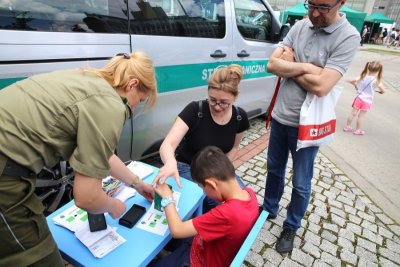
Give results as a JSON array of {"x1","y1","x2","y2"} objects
[
  {"x1": 116, "y1": 53, "x2": 130, "y2": 59},
  {"x1": 206, "y1": 98, "x2": 231, "y2": 109},
  {"x1": 304, "y1": 0, "x2": 341, "y2": 14}
]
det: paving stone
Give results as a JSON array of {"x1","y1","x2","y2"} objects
[
  {"x1": 365, "y1": 203, "x2": 383, "y2": 214},
  {"x1": 348, "y1": 214, "x2": 362, "y2": 225},
  {"x1": 308, "y1": 214, "x2": 321, "y2": 225},
  {"x1": 291, "y1": 248, "x2": 314, "y2": 266},
  {"x1": 331, "y1": 214, "x2": 346, "y2": 227},
  {"x1": 279, "y1": 258, "x2": 303, "y2": 267},
  {"x1": 338, "y1": 236, "x2": 355, "y2": 252},
  {"x1": 305, "y1": 230, "x2": 321, "y2": 246},
  {"x1": 320, "y1": 252, "x2": 341, "y2": 267},
  {"x1": 350, "y1": 187, "x2": 364, "y2": 196},
  {"x1": 314, "y1": 192, "x2": 327, "y2": 203},
  {"x1": 327, "y1": 198, "x2": 342, "y2": 209},
  {"x1": 321, "y1": 230, "x2": 337, "y2": 243},
  {"x1": 343, "y1": 204, "x2": 357, "y2": 216},
  {"x1": 320, "y1": 239, "x2": 337, "y2": 256},
  {"x1": 262, "y1": 248, "x2": 283, "y2": 266},
  {"x1": 308, "y1": 222, "x2": 321, "y2": 234},
  {"x1": 357, "y1": 237, "x2": 377, "y2": 253},
  {"x1": 243, "y1": 175, "x2": 257, "y2": 183},
  {"x1": 322, "y1": 223, "x2": 338, "y2": 233},
  {"x1": 378, "y1": 257, "x2": 399, "y2": 267},
  {"x1": 339, "y1": 228, "x2": 355, "y2": 242},
  {"x1": 251, "y1": 239, "x2": 265, "y2": 253},
  {"x1": 386, "y1": 239, "x2": 400, "y2": 253},
  {"x1": 378, "y1": 226, "x2": 394, "y2": 239},
  {"x1": 302, "y1": 242, "x2": 321, "y2": 259},
  {"x1": 388, "y1": 225, "x2": 400, "y2": 236},
  {"x1": 355, "y1": 246, "x2": 378, "y2": 263},
  {"x1": 359, "y1": 196, "x2": 372, "y2": 204},
  {"x1": 358, "y1": 257, "x2": 379, "y2": 267},
  {"x1": 361, "y1": 220, "x2": 378, "y2": 233},
  {"x1": 362, "y1": 228, "x2": 383, "y2": 245},
  {"x1": 312, "y1": 259, "x2": 331, "y2": 267},
  {"x1": 330, "y1": 207, "x2": 347, "y2": 219},
  {"x1": 355, "y1": 197, "x2": 366, "y2": 212},
  {"x1": 323, "y1": 190, "x2": 337, "y2": 200},
  {"x1": 314, "y1": 207, "x2": 328, "y2": 219},
  {"x1": 336, "y1": 195, "x2": 353, "y2": 206},
  {"x1": 340, "y1": 249, "x2": 358, "y2": 265},
  {"x1": 375, "y1": 212, "x2": 395, "y2": 224},
  {"x1": 346, "y1": 223, "x2": 362, "y2": 235},
  {"x1": 246, "y1": 250, "x2": 265, "y2": 267},
  {"x1": 378, "y1": 248, "x2": 400, "y2": 264},
  {"x1": 318, "y1": 181, "x2": 331, "y2": 190},
  {"x1": 259, "y1": 229, "x2": 278, "y2": 246},
  {"x1": 358, "y1": 211, "x2": 376, "y2": 223},
  {"x1": 341, "y1": 190, "x2": 356, "y2": 201}
]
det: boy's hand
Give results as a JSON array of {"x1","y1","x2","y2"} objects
[{"x1": 155, "y1": 183, "x2": 173, "y2": 198}]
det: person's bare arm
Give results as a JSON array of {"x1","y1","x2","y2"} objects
[
  {"x1": 108, "y1": 155, "x2": 154, "y2": 201},
  {"x1": 267, "y1": 46, "x2": 322, "y2": 78},
  {"x1": 155, "y1": 183, "x2": 197, "y2": 238},
  {"x1": 153, "y1": 117, "x2": 189, "y2": 188},
  {"x1": 73, "y1": 172, "x2": 125, "y2": 219},
  {"x1": 226, "y1": 132, "x2": 244, "y2": 161},
  {"x1": 377, "y1": 83, "x2": 385, "y2": 94},
  {"x1": 293, "y1": 67, "x2": 343, "y2": 97}
]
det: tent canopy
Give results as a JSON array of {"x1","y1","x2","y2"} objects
[
  {"x1": 339, "y1": 5, "x2": 367, "y2": 32},
  {"x1": 279, "y1": 3, "x2": 307, "y2": 24},
  {"x1": 364, "y1": 12, "x2": 394, "y2": 24}
]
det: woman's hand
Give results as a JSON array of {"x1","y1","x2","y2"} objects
[
  {"x1": 135, "y1": 181, "x2": 155, "y2": 202},
  {"x1": 108, "y1": 198, "x2": 126, "y2": 219},
  {"x1": 153, "y1": 159, "x2": 182, "y2": 188}
]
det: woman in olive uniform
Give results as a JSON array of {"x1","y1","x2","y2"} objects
[{"x1": 0, "y1": 52, "x2": 157, "y2": 266}]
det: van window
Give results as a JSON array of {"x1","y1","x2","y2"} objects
[
  {"x1": 128, "y1": 0, "x2": 225, "y2": 38},
  {"x1": 233, "y1": 0, "x2": 272, "y2": 41},
  {"x1": 0, "y1": 0, "x2": 128, "y2": 33}
]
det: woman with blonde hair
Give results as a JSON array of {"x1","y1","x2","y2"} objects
[
  {"x1": 153, "y1": 64, "x2": 250, "y2": 213},
  {"x1": 0, "y1": 51, "x2": 157, "y2": 266}
]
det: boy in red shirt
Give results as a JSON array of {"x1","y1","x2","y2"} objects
[{"x1": 150, "y1": 146, "x2": 259, "y2": 267}]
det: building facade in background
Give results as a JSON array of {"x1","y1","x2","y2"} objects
[{"x1": 269, "y1": 0, "x2": 399, "y2": 27}]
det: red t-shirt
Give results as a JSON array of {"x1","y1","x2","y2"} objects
[{"x1": 190, "y1": 187, "x2": 258, "y2": 267}]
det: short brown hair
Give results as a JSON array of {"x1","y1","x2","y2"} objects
[
  {"x1": 190, "y1": 146, "x2": 235, "y2": 185},
  {"x1": 208, "y1": 64, "x2": 243, "y2": 97}
]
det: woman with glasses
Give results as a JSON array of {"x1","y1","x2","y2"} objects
[
  {"x1": 153, "y1": 64, "x2": 250, "y2": 213},
  {"x1": 0, "y1": 52, "x2": 157, "y2": 266}
]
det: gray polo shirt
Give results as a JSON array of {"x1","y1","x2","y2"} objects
[{"x1": 272, "y1": 13, "x2": 361, "y2": 127}]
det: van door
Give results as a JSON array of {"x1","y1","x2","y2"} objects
[
  {"x1": 117, "y1": 0, "x2": 233, "y2": 160},
  {"x1": 230, "y1": 0, "x2": 280, "y2": 117}
]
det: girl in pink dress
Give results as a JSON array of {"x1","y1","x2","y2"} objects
[{"x1": 343, "y1": 61, "x2": 385, "y2": 135}]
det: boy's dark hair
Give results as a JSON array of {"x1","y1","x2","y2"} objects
[{"x1": 190, "y1": 146, "x2": 235, "y2": 185}]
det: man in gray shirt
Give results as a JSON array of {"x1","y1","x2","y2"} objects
[{"x1": 260, "y1": 0, "x2": 360, "y2": 254}]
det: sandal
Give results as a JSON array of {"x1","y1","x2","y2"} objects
[
  {"x1": 353, "y1": 129, "x2": 365, "y2": 135},
  {"x1": 343, "y1": 126, "x2": 352, "y2": 132}
]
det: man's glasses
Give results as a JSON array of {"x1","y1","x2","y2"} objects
[
  {"x1": 116, "y1": 53, "x2": 130, "y2": 59},
  {"x1": 304, "y1": 0, "x2": 341, "y2": 14},
  {"x1": 206, "y1": 98, "x2": 231, "y2": 109}
]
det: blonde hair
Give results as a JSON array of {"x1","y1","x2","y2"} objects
[
  {"x1": 208, "y1": 64, "x2": 243, "y2": 97},
  {"x1": 87, "y1": 51, "x2": 157, "y2": 108},
  {"x1": 360, "y1": 61, "x2": 383, "y2": 85}
]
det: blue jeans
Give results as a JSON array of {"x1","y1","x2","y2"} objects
[
  {"x1": 262, "y1": 119, "x2": 319, "y2": 231},
  {"x1": 178, "y1": 161, "x2": 245, "y2": 213}
]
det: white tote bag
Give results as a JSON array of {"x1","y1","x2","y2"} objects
[{"x1": 296, "y1": 86, "x2": 342, "y2": 151}]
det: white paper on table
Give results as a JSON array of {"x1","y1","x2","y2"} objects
[
  {"x1": 136, "y1": 191, "x2": 181, "y2": 236},
  {"x1": 75, "y1": 225, "x2": 126, "y2": 258},
  {"x1": 52, "y1": 205, "x2": 89, "y2": 232},
  {"x1": 126, "y1": 161, "x2": 154, "y2": 179}
]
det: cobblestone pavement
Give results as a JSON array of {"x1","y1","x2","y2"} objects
[{"x1": 238, "y1": 118, "x2": 400, "y2": 267}]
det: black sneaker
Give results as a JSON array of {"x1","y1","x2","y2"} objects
[
  {"x1": 276, "y1": 228, "x2": 296, "y2": 253},
  {"x1": 258, "y1": 206, "x2": 277, "y2": 220}
]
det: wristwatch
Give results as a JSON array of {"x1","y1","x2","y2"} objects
[{"x1": 161, "y1": 196, "x2": 175, "y2": 211}]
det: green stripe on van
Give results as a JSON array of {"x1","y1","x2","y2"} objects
[
  {"x1": 0, "y1": 60, "x2": 272, "y2": 92},
  {"x1": 0, "y1": 78, "x2": 24, "y2": 90},
  {"x1": 156, "y1": 60, "x2": 272, "y2": 93}
]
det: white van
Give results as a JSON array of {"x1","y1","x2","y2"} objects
[{"x1": 0, "y1": 0, "x2": 285, "y2": 162}]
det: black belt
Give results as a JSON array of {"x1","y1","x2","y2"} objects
[{"x1": 2, "y1": 157, "x2": 35, "y2": 177}]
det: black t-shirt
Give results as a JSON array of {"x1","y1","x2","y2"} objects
[{"x1": 176, "y1": 100, "x2": 250, "y2": 164}]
